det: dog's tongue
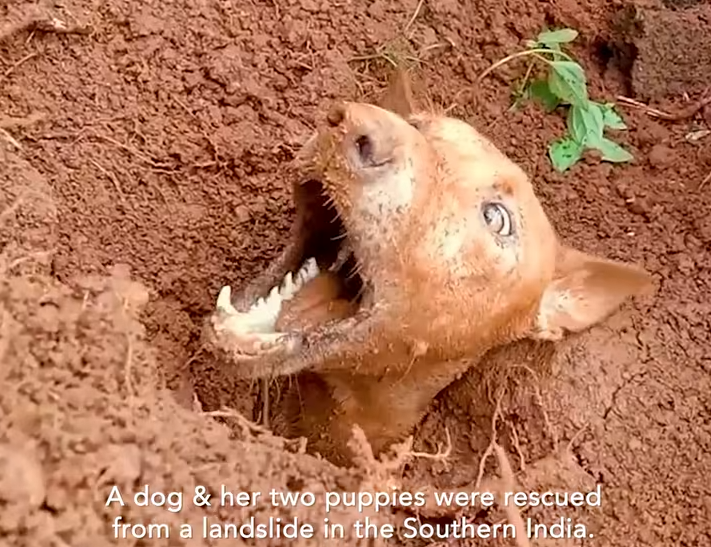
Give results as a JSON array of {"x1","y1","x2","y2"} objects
[{"x1": 275, "y1": 272, "x2": 357, "y2": 331}]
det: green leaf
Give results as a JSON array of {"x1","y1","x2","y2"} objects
[
  {"x1": 548, "y1": 61, "x2": 588, "y2": 106},
  {"x1": 549, "y1": 137, "x2": 584, "y2": 172},
  {"x1": 537, "y1": 28, "x2": 579, "y2": 46},
  {"x1": 567, "y1": 102, "x2": 604, "y2": 146},
  {"x1": 529, "y1": 80, "x2": 560, "y2": 111},
  {"x1": 598, "y1": 102, "x2": 627, "y2": 130},
  {"x1": 589, "y1": 137, "x2": 634, "y2": 163}
]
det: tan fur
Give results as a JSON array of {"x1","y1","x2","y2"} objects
[{"x1": 205, "y1": 69, "x2": 653, "y2": 466}]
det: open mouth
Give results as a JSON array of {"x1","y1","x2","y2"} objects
[{"x1": 215, "y1": 177, "x2": 365, "y2": 335}]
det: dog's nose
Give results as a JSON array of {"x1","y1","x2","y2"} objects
[{"x1": 326, "y1": 102, "x2": 346, "y2": 127}]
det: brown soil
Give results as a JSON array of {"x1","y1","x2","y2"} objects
[
  {"x1": 629, "y1": 5, "x2": 711, "y2": 101},
  {"x1": 1, "y1": 0, "x2": 710, "y2": 545}
]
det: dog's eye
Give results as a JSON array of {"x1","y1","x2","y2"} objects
[{"x1": 482, "y1": 202, "x2": 514, "y2": 236}]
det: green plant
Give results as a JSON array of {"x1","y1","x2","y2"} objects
[{"x1": 480, "y1": 28, "x2": 633, "y2": 172}]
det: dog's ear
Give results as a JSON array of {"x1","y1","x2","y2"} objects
[{"x1": 531, "y1": 245, "x2": 653, "y2": 341}]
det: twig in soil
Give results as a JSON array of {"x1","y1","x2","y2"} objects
[
  {"x1": 616, "y1": 87, "x2": 711, "y2": 121},
  {"x1": 698, "y1": 170, "x2": 711, "y2": 190},
  {"x1": 89, "y1": 160, "x2": 126, "y2": 203},
  {"x1": 404, "y1": 0, "x2": 426, "y2": 35},
  {"x1": 0, "y1": 12, "x2": 91, "y2": 43},
  {"x1": 0, "y1": 128, "x2": 22, "y2": 150},
  {"x1": 1, "y1": 52, "x2": 39, "y2": 80}
]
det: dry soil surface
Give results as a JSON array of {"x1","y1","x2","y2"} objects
[{"x1": 1, "y1": 0, "x2": 710, "y2": 546}]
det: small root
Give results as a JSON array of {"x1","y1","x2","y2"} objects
[
  {"x1": 408, "y1": 427, "x2": 452, "y2": 461},
  {"x1": 204, "y1": 407, "x2": 272, "y2": 437},
  {"x1": 511, "y1": 364, "x2": 558, "y2": 451},
  {"x1": 89, "y1": 159, "x2": 126, "y2": 203},
  {"x1": 475, "y1": 388, "x2": 504, "y2": 490},
  {"x1": 508, "y1": 422, "x2": 527, "y2": 472},
  {"x1": 260, "y1": 377, "x2": 270, "y2": 428},
  {"x1": 493, "y1": 442, "x2": 531, "y2": 547},
  {"x1": 1, "y1": 52, "x2": 39, "y2": 80},
  {"x1": 0, "y1": 128, "x2": 22, "y2": 150},
  {"x1": 565, "y1": 423, "x2": 589, "y2": 455},
  {"x1": 404, "y1": 0, "x2": 426, "y2": 35},
  {"x1": 347, "y1": 425, "x2": 452, "y2": 492},
  {"x1": 95, "y1": 133, "x2": 174, "y2": 170},
  {"x1": 0, "y1": 113, "x2": 48, "y2": 149},
  {"x1": 617, "y1": 87, "x2": 711, "y2": 122}
]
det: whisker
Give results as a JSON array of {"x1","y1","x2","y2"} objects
[
  {"x1": 330, "y1": 231, "x2": 348, "y2": 241},
  {"x1": 346, "y1": 260, "x2": 363, "y2": 281},
  {"x1": 353, "y1": 276, "x2": 367, "y2": 302}
]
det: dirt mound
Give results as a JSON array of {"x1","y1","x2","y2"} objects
[
  {"x1": 1, "y1": 0, "x2": 711, "y2": 545},
  {"x1": 0, "y1": 146, "x2": 380, "y2": 546},
  {"x1": 630, "y1": 5, "x2": 711, "y2": 101}
]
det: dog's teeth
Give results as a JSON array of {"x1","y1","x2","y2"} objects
[
  {"x1": 249, "y1": 296, "x2": 266, "y2": 313},
  {"x1": 223, "y1": 258, "x2": 324, "y2": 333},
  {"x1": 268, "y1": 285, "x2": 280, "y2": 302},
  {"x1": 216, "y1": 286, "x2": 236, "y2": 313},
  {"x1": 305, "y1": 257, "x2": 319, "y2": 280},
  {"x1": 281, "y1": 272, "x2": 295, "y2": 299}
]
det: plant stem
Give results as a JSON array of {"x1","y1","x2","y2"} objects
[
  {"x1": 478, "y1": 48, "x2": 572, "y2": 82},
  {"x1": 517, "y1": 60, "x2": 535, "y2": 97}
]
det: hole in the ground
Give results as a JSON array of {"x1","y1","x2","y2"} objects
[{"x1": 591, "y1": 35, "x2": 637, "y2": 97}]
